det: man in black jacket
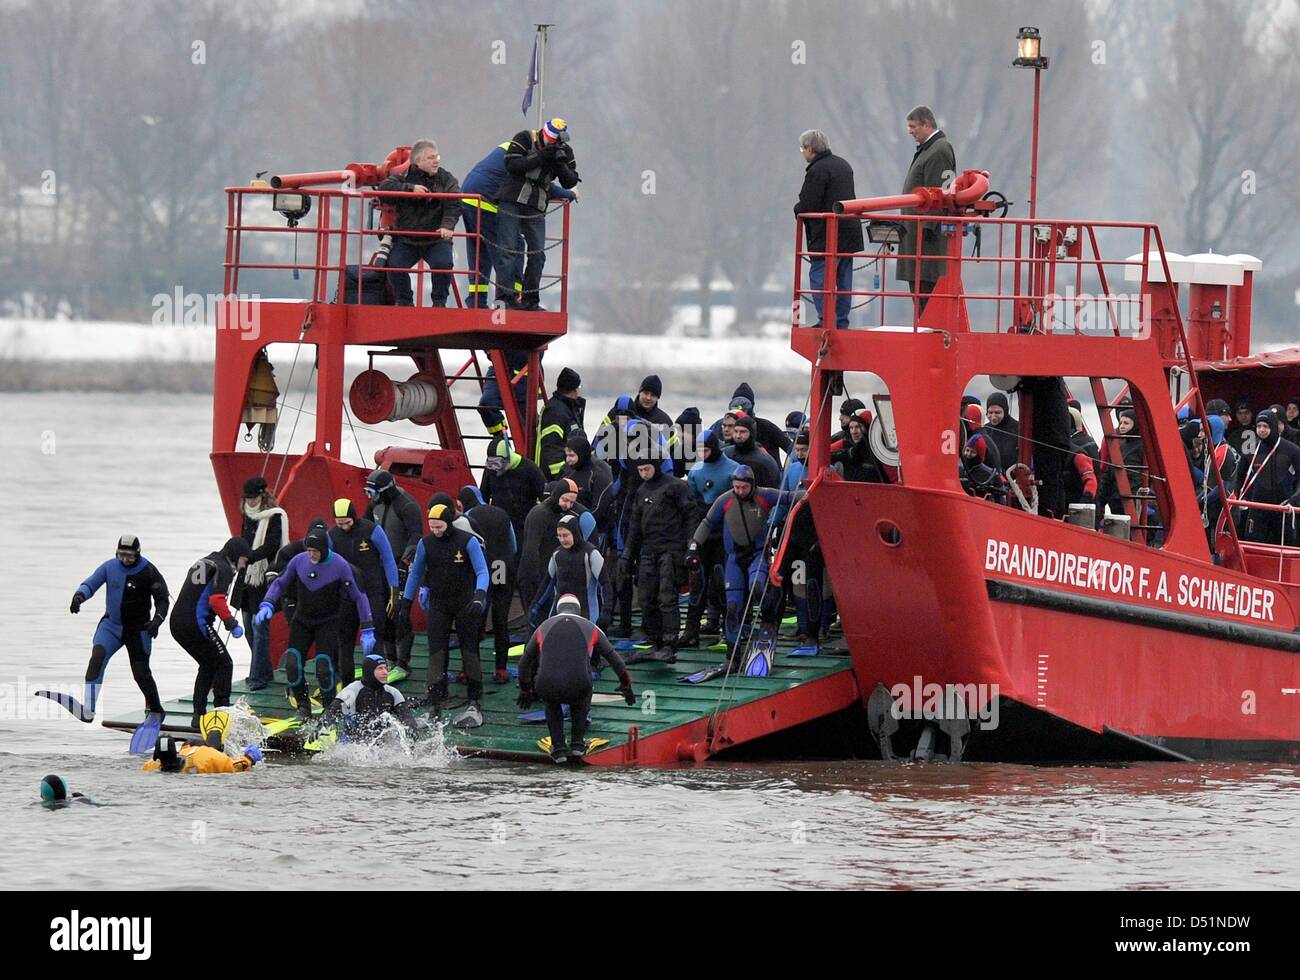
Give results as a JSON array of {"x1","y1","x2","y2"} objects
[
  {"x1": 538, "y1": 367, "x2": 585, "y2": 477},
  {"x1": 377, "y1": 139, "x2": 462, "y2": 307},
  {"x1": 795, "y1": 130, "x2": 863, "y2": 329},
  {"x1": 495, "y1": 117, "x2": 580, "y2": 311},
  {"x1": 621, "y1": 459, "x2": 693, "y2": 661}
]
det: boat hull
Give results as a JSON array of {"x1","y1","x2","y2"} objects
[{"x1": 810, "y1": 479, "x2": 1300, "y2": 762}]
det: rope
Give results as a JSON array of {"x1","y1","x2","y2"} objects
[
  {"x1": 341, "y1": 397, "x2": 367, "y2": 470},
  {"x1": 1006, "y1": 462, "x2": 1039, "y2": 514},
  {"x1": 272, "y1": 361, "x2": 317, "y2": 496},
  {"x1": 260, "y1": 308, "x2": 313, "y2": 479},
  {"x1": 282, "y1": 403, "x2": 442, "y2": 448}
]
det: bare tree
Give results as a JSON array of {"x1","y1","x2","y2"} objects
[{"x1": 1109, "y1": 0, "x2": 1300, "y2": 256}]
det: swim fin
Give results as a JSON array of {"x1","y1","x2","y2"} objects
[
  {"x1": 706, "y1": 640, "x2": 729, "y2": 652},
  {"x1": 200, "y1": 709, "x2": 230, "y2": 744},
  {"x1": 128, "y1": 711, "x2": 165, "y2": 754},
  {"x1": 508, "y1": 643, "x2": 525, "y2": 658},
  {"x1": 453, "y1": 702, "x2": 484, "y2": 729},
  {"x1": 34, "y1": 689, "x2": 95, "y2": 723},
  {"x1": 741, "y1": 626, "x2": 776, "y2": 678},
  {"x1": 303, "y1": 728, "x2": 338, "y2": 752},
  {"x1": 538, "y1": 736, "x2": 608, "y2": 755},
  {"x1": 386, "y1": 665, "x2": 409, "y2": 684},
  {"x1": 262, "y1": 716, "x2": 299, "y2": 736},
  {"x1": 518, "y1": 705, "x2": 594, "y2": 724},
  {"x1": 680, "y1": 663, "x2": 729, "y2": 684}
]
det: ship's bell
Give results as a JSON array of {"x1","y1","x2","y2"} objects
[{"x1": 242, "y1": 349, "x2": 280, "y2": 451}]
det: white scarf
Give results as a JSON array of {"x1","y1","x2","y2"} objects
[{"x1": 243, "y1": 503, "x2": 289, "y2": 588}]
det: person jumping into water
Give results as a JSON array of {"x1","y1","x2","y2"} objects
[{"x1": 38, "y1": 535, "x2": 170, "y2": 725}]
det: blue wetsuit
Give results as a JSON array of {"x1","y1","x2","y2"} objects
[
  {"x1": 692, "y1": 487, "x2": 785, "y2": 646},
  {"x1": 73, "y1": 556, "x2": 169, "y2": 717},
  {"x1": 404, "y1": 526, "x2": 489, "y2": 703}
]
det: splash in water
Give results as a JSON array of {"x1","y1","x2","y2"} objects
[{"x1": 310, "y1": 713, "x2": 459, "y2": 769}]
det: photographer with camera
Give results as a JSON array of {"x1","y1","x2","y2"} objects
[{"x1": 494, "y1": 117, "x2": 579, "y2": 311}]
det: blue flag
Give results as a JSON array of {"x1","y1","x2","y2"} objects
[{"x1": 521, "y1": 35, "x2": 539, "y2": 117}]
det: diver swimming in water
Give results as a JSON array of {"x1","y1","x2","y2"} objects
[
  {"x1": 144, "y1": 732, "x2": 263, "y2": 774},
  {"x1": 313, "y1": 654, "x2": 421, "y2": 740},
  {"x1": 36, "y1": 774, "x2": 101, "y2": 809}
]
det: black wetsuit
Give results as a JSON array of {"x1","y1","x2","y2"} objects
[
  {"x1": 518, "y1": 612, "x2": 630, "y2": 752},
  {"x1": 518, "y1": 490, "x2": 590, "y2": 610},
  {"x1": 329, "y1": 518, "x2": 397, "y2": 683},
  {"x1": 170, "y1": 541, "x2": 246, "y2": 723},
  {"x1": 321, "y1": 655, "x2": 417, "y2": 737},
  {"x1": 366, "y1": 484, "x2": 424, "y2": 664},
  {"x1": 460, "y1": 487, "x2": 519, "y2": 672},
  {"x1": 404, "y1": 527, "x2": 489, "y2": 705},
  {"x1": 1021, "y1": 376, "x2": 1073, "y2": 519},
  {"x1": 624, "y1": 470, "x2": 692, "y2": 649}
]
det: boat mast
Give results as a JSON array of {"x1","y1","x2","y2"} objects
[{"x1": 534, "y1": 23, "x2": 552, "y2": 131}]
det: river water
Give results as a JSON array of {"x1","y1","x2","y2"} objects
[{"x1": 3, "y1": 392, "x2": 1299, "y2": 890}]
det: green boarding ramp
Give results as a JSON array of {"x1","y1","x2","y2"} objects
[{"x1": 104, "y1": 623, "x2": 853, "y2": 763}]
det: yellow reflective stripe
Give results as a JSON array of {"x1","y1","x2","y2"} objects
[
  {"x1": 468, "y1": 285, "x2": 489, "y2": 292},
  {"x1": 539, "y1": 424, "x2": 566, "y2": 440},
  {"x1": 461, "y1": 197, "x2": 498, "y2": 213},
  {"x1": 547, "y1": 461, "x2": 565, "y2": 475},
  {"x1": 486, "y1": 421, "x2": 506, "y2": 434}
]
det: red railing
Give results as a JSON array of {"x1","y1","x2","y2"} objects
[
  {"x1": 222, "y1": 186, "x2": 572, "y2": 311},
  {"x1": 793, "y1": 199, "x2": 1259, "y2": 569},
  {"x1": 793, "y1": 210, "x2": 1176, "y2": 341}
]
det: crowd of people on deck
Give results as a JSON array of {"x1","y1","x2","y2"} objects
[
  {"x1": 55, "y1": 367, "x2": 1300, "y2": 763},
  {"x1": 48, "y1": 104, "x2": 1300, "y2": 766}
]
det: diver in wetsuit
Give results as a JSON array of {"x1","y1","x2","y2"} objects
[
  {"x1": 687, "y1": 466, "x2": 788, "y2": 652},
  {"x1": 517, "y1": 595, "x2": 635, "y2": 763},
  {"x1": 40, "y1": 535, "x2": 170, "y2": 724},
  {"x1": 144, "y1": 734, "x2": 262, "y2": 773},
  {"x1": 400, "y1": 503, "x2": 490, "y2": 726},
  {"x1": 317, "y1": 654, "x2": 419, "y2": 739},
  {"x1": 169, "y1": 537, "x2": 253, "y2": 729},
  {"x1": 36, "y1": 775, "x2": 101, "y2": 808},
  {"x1": 329, "y1": 498, "x2": 399, "y2": 685},
  {"x1": 257, "y1": 527, "x2": 375, "y2": 721}
]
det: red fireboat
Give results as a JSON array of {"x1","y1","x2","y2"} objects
[
  {"x1": 199, "y1": 137, "x2": 1300, "y2": 765},
  {"x1": 784, "y1": 166, "x2": 1300, "y2": 762}
]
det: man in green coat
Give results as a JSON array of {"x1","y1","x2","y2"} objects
[{"x1": 896, "y1": 106, "x2": 956, "y2": 314}]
